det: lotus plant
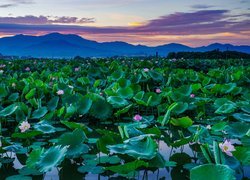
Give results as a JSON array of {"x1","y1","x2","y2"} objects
[
  {"x1": 155, "y1": 88, "x2": 161, "y2": 93},
  {"x1": 190, "y1": 94, "x2": 195, "y2": 98},
  {"x1": 19, "y1": 121, "x2": 31, "y2": 133},
  {"x1": 57, "y1": 90, "x2": 64, "y2": 95},
  {"x1": 219, "y1": 140, "x2": 235, "y2": 156},
  {"x1": 25, "y1": 67, "x2": 30, "y2": 71},
  {"x1": 133, "y1": 114, "x2": 142, "y2": 121}
]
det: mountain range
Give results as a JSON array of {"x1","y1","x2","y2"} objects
[{"x1": 0, "y1": 33, "x2": 249, "y2": 58}]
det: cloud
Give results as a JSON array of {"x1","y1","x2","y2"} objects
[
  {"x1": 0, "y1": 15, "x2": 95, "y2": 24},
  {"x1": 0, "y1": 0, "x2": 34, "y2": 8},
  {"x1": 0, "y1": 10, "x2": 249, "y2": 46},
  {"x1": 0, "y1": 4, "x2": 16, "y2": 8},
  {"x1": 191, "y1": 4, "x2": 214, "y2": 9}
]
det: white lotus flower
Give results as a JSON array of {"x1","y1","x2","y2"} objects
[{"x1": 19, "y1": 121, "x2": 31, "y2": 133}]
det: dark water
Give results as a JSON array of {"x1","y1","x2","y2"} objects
[{"x1": 3, "y1": 140, "x2": 249, "y2": 180}]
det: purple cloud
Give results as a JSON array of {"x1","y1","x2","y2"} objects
[
  {"x1": 0, "y1": 4, "x2": 15, "y2": 8},
  {"x1": 0, "y1": 15, "x2": 95, "y2": 24},
  {"x1": 191, "y1": 4, "x2": 214, "y2": 9},
  {"x1": 0, "y1": 10, "x2": 249, "y2": 38},
  {"x1": 0, "y1": 0, "x2": 34, "y2": 8}
]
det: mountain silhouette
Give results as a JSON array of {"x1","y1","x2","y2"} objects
[{"x1": 0, "y1": 33, "x2": 249, "y2": 58}]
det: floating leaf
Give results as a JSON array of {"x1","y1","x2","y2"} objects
[
  {"x1": 190, "y1": 164, "x2": 235, "y2": 180},
  {"x1": 105, "y1": 160, "x2": 148, "y2": 174},
  {"x1": 107, "y1": 135, "x2": 157, "y2": 160}
]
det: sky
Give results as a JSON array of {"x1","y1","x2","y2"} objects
[{"x1": 0, "y1": 0, "x2": 249, "y2": 46}]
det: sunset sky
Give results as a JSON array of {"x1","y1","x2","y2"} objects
[{"x1": 0, "y1": 0, "x2": 249, "y2": 46}]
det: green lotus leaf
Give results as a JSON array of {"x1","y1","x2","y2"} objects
[
  {"x1": 107, "y1": 96, "x2": 129, "y2": 108},
  {"x1": 0, "y1": 104, "x2": 18, "y2": 117},
  {"x1": 26, "y1": 147, "x2": 44, "y2": 168},
  {"x1": 114, "y1": 104, "x2": 133, "y2": 117},
  {"x1": 19, "y1": 167, "x2": 43, "y2": 176},
  {"x1": 34, "y1": 121, "x2": 56, "y2": 134},
  {"x1": 190, "y1": 164, "x2": 235, "y2": 180},
  {"x1": 233, "y1": 146, "x2": 250, "y2": 166},
  {"x1": 148, "y1": 153, "x2": 176, "y2": 168},
  {"x1": 8, "y1": 93, "x2": 19, "y2": 101},
  {"x1": 215, "y1": 103, "x2": 236, "y2": 114},
  {"x1": 61, "y1": 121, "x2": 92, "y2": 134},
  {"x1": 170, "y1": 153, "x2": 191, "y2": 166},
  {"x1": 65, "y1": 104, "x2": 77, "y2": 118},
  {"x1": 111, "y1": 70, "x2": 124, "y2": 80},
  {"x1": 78, "y1": 165, "x2": 104, "y2": 174},
  {"x1": 143, "y1": 92, "x2": 162, "y2": 107},
  {"x1": 117, "y1": 87, "x2": 134, "y2": 99},
  {"x1": 211, "y1": 122, "x2": 227, "y2": 132},
  {"x1": 105, "y1": 160, "x2": 148, "y2": 174},
  {"x1": 6, "y1": 175, "x2": 32, "y2": 180},
  {"x1": 47, "y1": 96, "x2": 59, "y2": 111},
  {"x1": 58, "y1": 129, "x2": 88, "y2": 158},
  {"x1": 32, "y1": 107, "x2": 48, "y2": 119},
  {"x1": 225, "y1": 122, "x2": 250, "y2": 138},
  {"x1": 12, "y1": 130, "x2": 43, "y2": 139},
  {"x1": 76, "y1": 95, "x2": 92, "y2": 115},
  {"x1": 117, "y1": 78, "x2": 131, "y2": 88},
  {"x1": 107, "y1": 135, "x2": 157, "y2": 160},
  {"x1": 25, "y1": 88, "x2": 36, "y2": 100},
  {"x1": 89, "y1": 99, "x2": 112, "y2": 120},
  {"x1": 36, "y1": 145, "x2": 67, "y2": 173},
  {"x1": 98, "y1": 155, "x2": 121, "y2": 164},
  {"x1": 221, "y1": 83, "x2": 236, "y2": 94},
  {"x1": 241, "y1": 104, "x2": 250, "y2": 114},
  {"x1": 171, "y1": 116, "x2": 193, "y2": 129},
  {"x1": 148, "y1": 70, "x2": 163, "y2": 81},
  {"x1": 172, "y1": 102, "x2": 188, "y2": 115},
  {"x1": 0, "y1": 85, "x2": 8, "y2": 98},
  {"x1": 232, "y1": 113, "x2": 250, "y2": 122}
]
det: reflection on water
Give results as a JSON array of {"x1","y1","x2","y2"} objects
[{"x1": 1, "y1": 140, "x2": 249, "y2": 179}]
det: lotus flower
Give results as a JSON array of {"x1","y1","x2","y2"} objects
[
  {"x1": 133, "y1": 114, "x2": 142, "y2": 121},
  {"x1": 0, "y1": 64, "x2": 6, "y2": 68},
  {"x1": 190, "y1": 94, "x2": 195, "y2": 98},
  {"x1": 19, "y1": 121, "x2": 30, "y2": 133},
  {"x1": 25, "y1": 67, "x2": 30, "y2": 71},
  {"x1": 143, "y1": 68, "x2": 149, "y2": 72},
  {"x1": 0, "y1": 70, "x2": 3, "y2": 74},
  {"x1": 206, "y1": 125, "x2": 211, "y2": 130},
  {"x1": 155, "y1": 88, "x2": 161, "y2": 93},
  {"x1": 57, "y1": 90, "x2": 64, "y2": 95},
  {"x1": 12, "y1": 83, "x2": 16, "y2": 87},
  {"x1": 219, "y1": 140, "x2": 236, "y2": 156},
  {"x1": 75, "y1": 67, "x2": 80, "y2": 72}
]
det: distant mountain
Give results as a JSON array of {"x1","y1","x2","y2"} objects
[{"x1": 0, "y1": 33, "x2": 249, "y2": 58}]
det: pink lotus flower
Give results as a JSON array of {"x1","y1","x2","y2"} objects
[
  {"x1": 19, "y1": 121, "x2": 30, "y2": 133},
  {"x1": 0, "y1": 64, "x2": 6, "y2": 68},
  {"x1": 190, "y1": 94, "x2": 195, "y2": 98},
  {"x1": 219, "y1": 140, "x2": 236, "y2": 156},
  {"x1": 75, "y1": 67, "x2": 80, "y2": 72},
  {"x1": 25, "y1": 67, "x2": 30, "y2": 71},
  {"x1": 143, "y1": 68, "x2": 149, "y2": 72},
  {"x1": 155, "y1": 88, "x2": 161, "y2": 93},
  {"x1": 133, "y1": 114, "x2": 142, "y2": 121},
  {"x1": 57, "y1": 90, "x2": 64, "y2": 95}
]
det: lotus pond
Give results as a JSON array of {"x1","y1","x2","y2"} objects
[{"x1": 0, "y1": 58, "x2": 249, "y2": 180}]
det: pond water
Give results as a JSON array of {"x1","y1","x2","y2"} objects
[{"x1": 2, "y1": 140, "x2": 249, "y2": 180}]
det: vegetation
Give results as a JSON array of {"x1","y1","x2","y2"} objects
[
  {"x1": 167, "y1": 50, "x2": 250, "y2": 59},
  {"x1": 0, "y1": 58, "x2": 249, "y2": 179}
]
